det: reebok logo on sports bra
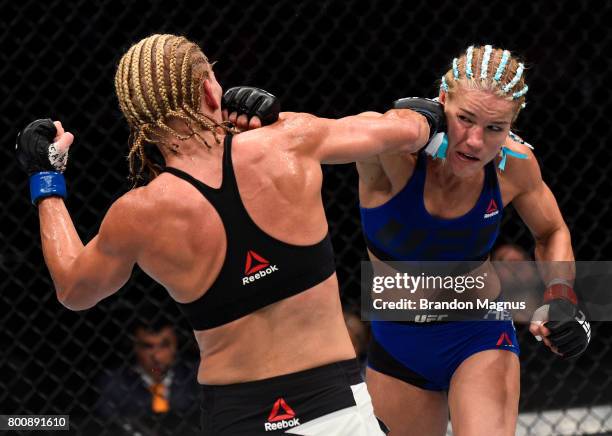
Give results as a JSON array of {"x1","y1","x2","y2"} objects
[
  {"x1": 484, "y1": 199, "x2": 499, "y2": 219},
  {"x1": 164, "y1": 135, "x2": 336, "y2": 330},
  {"x1": 242, "y1": 250, "x2": 279, "y2": 285}
]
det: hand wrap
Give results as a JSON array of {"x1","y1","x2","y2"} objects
[{"x1": 16, "y1": 119, "x2": 69, "y2": 205}]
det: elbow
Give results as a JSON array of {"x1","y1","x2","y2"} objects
[
  {"x1": 534, "y1": 223, "x2": 573, "y2": 261},
  {"x1": 397, "y1": 114, "x2": 429, "y2": 153},
  {"x1": 414, "y1": 118, "x2": 429, "y2": 146},
  {"x1": 535, "y1": 222, "x2": 570, "y2": 245},
  {"x1": 56, "y1": 285, "x2": 95, "y2": 311},
  {"x1": 385, "y1": 109, "x2": 430, "y2": 148},
  {"x1": 397, "y1": 121, "x2": 427, "y2": 153}
]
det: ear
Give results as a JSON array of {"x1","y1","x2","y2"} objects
[
  {"x1": 202, "y1": 79, "x2": 219, "y2": 111},
  {"x1": 439, "y1": 90, "x2": 446, "y2": 105}
]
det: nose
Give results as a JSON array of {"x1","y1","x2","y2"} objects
[{"x1": 466, "y1": 125, "x2": 484, "y2": 149}]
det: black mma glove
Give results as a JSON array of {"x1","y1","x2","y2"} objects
[
  {"x1": 543, "y1": 299, "x2": 591, "y2": 359},
  {"x1": 532, "y1": 281, "x2": 591, "y2": 359},
  {"x1": 222, "y1": 86, "x2": 280, "y2": 126},
  {"x1": 392, "y1": 97, "x2": 446, "y2": 140},
  {"x1": 16, "y1": 119, "x2": 69, "y2": 205}
]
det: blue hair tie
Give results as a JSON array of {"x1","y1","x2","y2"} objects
[
  {"x1": 498, "y1": 147, "x2": 528, "y2": 171},
  {"x1": 434, "y1": 134, "x2": 448, "y2": 159},
  {"x1": 503, "y1": 63, "x2": 524, "y2": 93},
  {"x1": 480, "y1": 45, "x2": 493, "y2": 79},
  {"x1": 512, "y1": 85, "x2": 529, "y2": 100},
  {"x1": 465, "y1": 46, "x2": 474, "y2": 79},
  {"x1": 494, "y1": 50, "x2": 510, "y2": 82},
  {"x1": 441, "y1": 76, "x2": 449, "y2": 92}
]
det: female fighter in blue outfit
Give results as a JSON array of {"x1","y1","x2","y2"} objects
[{"x1": 358, "y1": 45, "x2": 590, "y2": 435}]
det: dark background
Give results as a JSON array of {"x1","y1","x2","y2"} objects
[{"x1": 1, "y1": 0, "x2": 611, "y2": 434}]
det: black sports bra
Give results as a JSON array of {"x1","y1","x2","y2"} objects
[{"x1": 164, "y1": 135, "x2": 336, "y2": 330}]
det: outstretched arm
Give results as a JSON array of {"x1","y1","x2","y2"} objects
[
  {"x1": 219, "y1": 86, "x2": 430, "y2": 164},
  {"x1": 279, "y1": 108, "x2": 430, "y2": 164}
]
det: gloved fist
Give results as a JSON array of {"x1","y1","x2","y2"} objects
[
  {"x1": 530, "y1": 298, "x2": 591, "y2": 359},
  {"x1": 16, "y1": 119, "x2": 73, "y2": 175},
  {"x1": 222, "y1": 86, "x2": 280, "y2": 129},
  {"x1": 392, "y1": 97, "x2": 446, "y2": 140},
  {"x1": 16, "y1": 119, "x2": 74, "y2": 205}
]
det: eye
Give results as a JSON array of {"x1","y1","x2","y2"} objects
[
  {"x1": 487, "y1": 125, "x2": 504, "y2": 132},
  {"x1": 457, "y1": 114, "x2": 472, "y2": 124}
]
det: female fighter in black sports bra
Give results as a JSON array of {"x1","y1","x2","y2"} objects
[{"x1": 16, "y1": 34, "x2": 432, "y2": 435}]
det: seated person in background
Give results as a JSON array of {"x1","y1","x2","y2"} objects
[
  {"x1": 492, "y1": 243, "x2": 542, "y2": 323},
  {"x1": 95, "y1": 317, "x2": 199, "y2": 429},
  {"x1": 492, "y1": 243, "x2": 531, "y2": 262}
]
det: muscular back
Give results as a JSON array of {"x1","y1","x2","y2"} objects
[
  {"x1": 122, "y1": 115, "x2": 354, "y2": 384},
  {"x1": 45, "y1": 108, "x2": 428, "y2": 384}
]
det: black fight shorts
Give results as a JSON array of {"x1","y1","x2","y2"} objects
[{"x1": 200, "y1": 359, "x2": 387, "y2": 435}]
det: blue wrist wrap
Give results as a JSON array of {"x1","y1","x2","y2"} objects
[{"x1": 29, "y1": 172, "x2": 67, "y2": 205}]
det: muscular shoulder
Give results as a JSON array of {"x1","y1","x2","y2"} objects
[
  {"x1": 233, "y1": 112, "x2": 325, "y2": 160},
  {"x1": 498, "y1": 134, "x2": 542, "y2": 195},
  {"x1": 99, "y1": 187, "x2": 157, "y2": 254},
  {"x1": 274, "y1": 112, "x2": 324, "y2": 145},
  {"x1": 106, "y1": 187, "x2": 155, "y2": 221}
]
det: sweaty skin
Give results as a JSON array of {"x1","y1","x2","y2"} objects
[
  {"x1": 37, "y1": 73, "x2": 430, "y2": 385},
  {"x1": 357, "y1": 88, "x2": 574, "y2": 436},
  {"x1": 359, "y1": 88, "x2": 573, "y2": 346}
]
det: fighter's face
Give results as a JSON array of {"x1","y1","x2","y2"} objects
[
  {"x1": 441, "y1": 87, "x2": 517, "y2": 178},
  {"x1": 134, "y1": 326, "x2": 177, "y2": 378}
]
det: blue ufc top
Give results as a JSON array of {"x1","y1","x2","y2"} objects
[
  {"x1": 360, "y1": 151, "x2": 517, "y2": 391},
  {"x1": 359, "y1": 151, "x2": 503, "y2": 262}
]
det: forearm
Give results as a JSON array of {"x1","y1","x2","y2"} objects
[
  {"x1": 534, "y1": 224, "x2": 575, "y2": 286},
  {"x1": 531, "y1": 226, "x2": 589, "y2": 359},
  {"x1": 38, "y1": 197, "x2": 85, "y2": 300},
  {"x1": 17, "y1": 119, "x2": 128, "y2": 310}
]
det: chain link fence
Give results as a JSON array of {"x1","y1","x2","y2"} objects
[{"x1": 2, "y1": 0, "x2": 611, "y2": 434}]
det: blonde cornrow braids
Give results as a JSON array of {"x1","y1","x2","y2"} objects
[
  {"x1": 118, "y1": 42, "x2": 143, "y2": 126},
  {"x1": 114, "y1": 56, "x2": 129, "y2": 122},
  {"x1": 115, "y1": 34, "x2": 235, "y2": 184},
  {"x1": 126, "y1": 129, "x2": 147, "y2": 183},
  {"x1": 168, "y1": 36, "x2": 184, "y2": 109},
  {"x1": 440, "y1": 45, "x2": 528, "y2": 118},
  {"x1": 117, "y1": 43, "x2": 152, "y2": 184},
  {"x1": 129, "y1": 39, "x2": 154, "y2": 122},
  {"x1": 127, "y1": 123, "x2": 170, "y2": 184},
  {"x1": 142, "y1": 34, "x2": 162, "y2": 119},
  {"x1": 155, "y1": 34, "x2": 174, "y2": 114},
  {"x1": 180, "y1": 45, "x2": 196, "y2": 109}
]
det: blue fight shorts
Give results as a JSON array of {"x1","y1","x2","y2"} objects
[{"x1": 368, "y1": 320, "x2": 520, "y2": 391}]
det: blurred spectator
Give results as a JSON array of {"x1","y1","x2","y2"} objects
[
  {"x1": 492, "y1": 243, "x2": 542, "y2": 323},
  {"x1": 492, "y1": 243, "x2": 531, "y2": 262},
  {"x1": 343, "y1": 300, "x2": 370, "y2": 377},
  {"x1": 94, "y1": 317, "x2": 199, "y2": 435}
]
